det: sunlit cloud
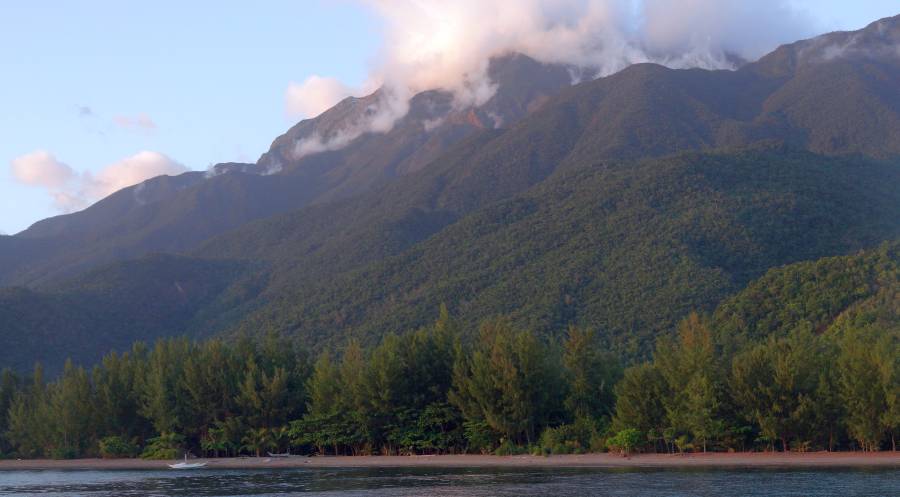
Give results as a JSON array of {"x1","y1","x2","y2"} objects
[{"x1": 10, "y1": 150, "x2": 186, "y2": 212}]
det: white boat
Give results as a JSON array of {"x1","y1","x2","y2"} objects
[
  {"x1": 267, "y1": 452, "x2": 294, "y2": 458},
  {"x1": 168, "y1": 454, "x2": 207, "y2": 469}
]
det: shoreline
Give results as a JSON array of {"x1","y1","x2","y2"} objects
[{"x1": 0, "y1": 452, "x2": 897, "y2": 471}]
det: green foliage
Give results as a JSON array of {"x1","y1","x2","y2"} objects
[
  {"x1": 563, "y1": 327, "x2": 621, "y2": 421},
  {"x1": 200, "y1": 425, "x2": 229, "y2": 457},
  {"x1": 606, "y1": 247, "x2": 900, "y2": 453},
  {"x1": 0, "y1": 255, "x2": 247, "y2": 375},
  {"x1": 294, "y1": 317, "x2": 464, "y2": 456},
  {"x1": 140, "y1": 432, "x2": 184, "y2": 460},
  {"x1": 836, "y1": 325, "x2": 898, "y2": 451},
  {"x1": 5, "y1": 147, "x2": 900, "y2": 377},
  {"x1": 232, "y1": 148, "x2": 900, "y2": 365},
  {"x1": 5, "y1": 28, "x2": 900, "y2": 385},
  {"x1": 494, "y1": 439, "x2": 527, "y2": 456},
  {"x1": 462, "y1": 420, "x2": 499, "y2": 454},
  {"x1": 654, "y1": 313, "x2": 724, "y2": 452},
  {"x1": 1, "y1": 249, "x2": 899, "y2": 458},
  {"x1": 98, "y1": 436, "x2": 137, "y2": 459},
  {"x1": 606, "y1": 429, "x2": 642, "y2": 455},
  {"x1": 449, "y1": 318, "x2": 563, "y2": 445},
  {"x1": 731, "y1": 325, "x2": 835, "y2": 451},
  {"x1": 0, "y1": 333, "x2": 311, "y2": 459},
  {"x1": 539, "y1": 417, "x2": 602, "y2": 455},
  {"x1": 611, "y1": 363, "x2": 668, "y2": 451},
  {"x1": 713, "y1": 243, "x2": 900, "y2": 349},
  {"x1": 241, "y1": 427, "x2": 275, "y2": 457},
  {"x1": 0, "y1": 368, "x2": 20, "y2": 455}
]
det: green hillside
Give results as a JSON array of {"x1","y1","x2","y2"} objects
[
  {"x1": 1, "y1": 17, "x2": 900, "y2": 371},
  {"x1": 713, "y1": 241, "x2": 900, "y2": 347},
  {"x1": 231, "y1": 147, "x2": 900, "y2": 355},
  {"x1": 0, "y1": 255, "x2": 247, "y2": 372},
  {"x1": 2, "y1": 242, "x2": 896, "y2": 459}
]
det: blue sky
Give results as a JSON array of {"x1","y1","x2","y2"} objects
[{"x1": 1, "y1": 0, "x2": 897, "y2": 234}]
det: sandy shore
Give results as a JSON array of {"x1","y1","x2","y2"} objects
[{"x1": 0, "y1": 452, "x2": 897, "y2": 471}]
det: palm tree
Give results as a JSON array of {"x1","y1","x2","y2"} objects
[
  {"x1": 270, "y1": 425, "x2": 291, "y2": 454},
  {"x1": 215, "y1": 416, "x2": 246, "y2": 457},
  {"x1": 201, "y1": 426, "x2": 228, "y2": 457},
  {"x1": 241, "y1": 427, "x2": 274, "y2": 457}
]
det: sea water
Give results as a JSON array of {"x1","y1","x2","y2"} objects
[{"x1": 0, "y1": 467, "x2": 897, "y2": 496}]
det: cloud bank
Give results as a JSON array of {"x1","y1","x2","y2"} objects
[
  {"x1": 286, "y1": 75, "x2": 356, "y2": 119},
  {"x1": 10, "y1": 150, "x2": 187, "y2": 212},
  {"x1": 282, "y1": 0, "x2": 814, "y2": 157},
  {"x1": 362, "y1": 0, "x2": 812, "y2": 94}
]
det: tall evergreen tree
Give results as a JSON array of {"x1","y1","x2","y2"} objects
[
  {"x1": 655, "y1": 313, "x2": 723, "y2": 451},
  {"x1": 611, "y1": 363, "x2": 668, "y2": 451},
  {"x1": 450, "y1": 319, "x2": 561, "y2": 446},
  {"x1": 562, "y1": 326, "x2": 620, "y2": 421}
]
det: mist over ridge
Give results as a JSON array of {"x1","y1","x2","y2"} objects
[{"x1": 286, "y1": 0, "x2": 818, "y2": 150}]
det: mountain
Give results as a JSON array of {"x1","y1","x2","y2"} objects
[
  {"x1": 0, "y1": 254, "x2": 247, "y2": 371},
  {"x1": 712, "y1": 240, "x2": 900, "y2": 347},
  {"x1": 1, "y1": 15, "x2": 899, "y2": 372},
  {"x1": 0, "y1": 55, "x2": 573, "y2": 287},
  {"x1": 197, "y1": 15, "x2": 900, "y2": 312},
  {"x1": 225, "y1": 147, "x2": 900, "y2": 353}
]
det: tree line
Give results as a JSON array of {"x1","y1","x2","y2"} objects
[{"x1": 0, "y1": 307, "x2": 896, "y2": 459}]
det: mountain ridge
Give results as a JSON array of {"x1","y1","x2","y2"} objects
[{"x1": 2, "y1": 15, "x2": 899, "y2": 372}]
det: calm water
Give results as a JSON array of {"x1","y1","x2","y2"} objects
[{"x1": 0, "y1": 467, "x2": 897, "y2": 496}]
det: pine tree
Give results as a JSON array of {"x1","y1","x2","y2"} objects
[
  {"x1": 655, "y1": 313, "x2": 723, "y2": 451},
  {"x1": 611, "y1": 363, "x2": 668, "y2": 452},
  {"x1": 562, "y1": 326, "x2": 620, "y2": 421},
  {"x1": 837, "y1": 326, "x2": 891, "y2": 451},
  {"x1": 450, "y1": 319, "x2": 560, "y2": 446}
]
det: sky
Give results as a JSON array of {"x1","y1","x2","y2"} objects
[{"x1": 1, "y1": 0, "x2": 897, "y2": 235}]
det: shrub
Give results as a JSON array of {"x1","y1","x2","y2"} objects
[
  {"x1": 589, "y1": 431, "x2": 608, "y2": 453},
  {"x1": 50, "y1": 446, "x2": 78, "y2": 460},
  {"x1": 464, "y1": 420, "x2": 498, "y2": 454},
  {"x1": 539, "y1": 418, "x2": 604, "y2": 454},
  {"x1": 494, "y1": 439, "x2": 526, "y2": 456},
  {"x1": 99, "y1": 436, "x2": 137, "y2": 459},
  {"x1": 606, "y1": 428, "x2": 642, "y2": 455},
  {"x1": 674, "y1": 435, "x2": 694, "y2": 454},
  {"x1": 140, "y1": 432, "x2": 184, "y2": 460}
]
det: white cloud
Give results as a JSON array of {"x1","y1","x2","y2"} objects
[
  {"x1": 87, "y1": 151, "x2": 185, "y2": 200},
  {"x1": 289, "y1": 87, "x2": 411, "y2": 160},
  {"x1": 10, "y1": 150, "x2": 75, "y2": 190},
  {"x1": 283, "y1": 0, "x2": 814, "y2": 158},
  {"x1": 113, "y1": 113, "x2": 157, "y2": 132},
  {"x1": 10, "y1": 150, "x2": 187, "y2": 212},
  {"x1": 286, "y1": 75, "x2": 355, "y2": 118},
  {"x1": 361, "y1": 0, "x2": 813, "y2": 98}
]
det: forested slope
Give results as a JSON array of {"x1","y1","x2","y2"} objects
[
  {"x1": 0, "y1": 255, "x2": 247, "y2": 372},
  {"x1": 1, "y1": 17, "x2": 900, "y2": 370},
  {"x1": 1, "y1": 243, "x2": 896, "y2": 458},
  {"x1": 231, "y1": 148, "x2": 900, "y2": 354}
]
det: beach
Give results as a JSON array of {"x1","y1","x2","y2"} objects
[{"x1": 1, "y1": 452, "x2": 897, "y2": 471}]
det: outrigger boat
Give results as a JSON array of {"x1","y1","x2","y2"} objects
[
  {"x1": 168, "y1": 454, "x2": 207, "y2": 469},
  {"x1": 267, "y1": 451, "x2": 298, "y2": 458}
]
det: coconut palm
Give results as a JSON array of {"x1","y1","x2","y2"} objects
[{"x1": 241, "y1": 427, "x2": 274, "y2": 457}]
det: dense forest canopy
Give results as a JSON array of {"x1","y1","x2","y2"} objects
[
  {"x1": 4, "y1": 147, "x2": 900, "y2": 374},
  {"x1": 1, "y1": 15, "x2": 899, "y2": 461},
  {"x1": 2, "y1": 243, "x2": 897, "y2": 458}
]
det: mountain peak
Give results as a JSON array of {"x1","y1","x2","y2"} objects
[{"x1": 753, "y1": 13, "x2": 900, "y2": 77}]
